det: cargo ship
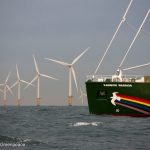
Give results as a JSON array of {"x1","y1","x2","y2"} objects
[{"x1": 85, "y1": 1, "x2": 150, "y2": 116}]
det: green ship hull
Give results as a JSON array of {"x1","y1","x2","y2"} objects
[{"x1": 86, "y1": 79, "x2": 150, "y2": 117}]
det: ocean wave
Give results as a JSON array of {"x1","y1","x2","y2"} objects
[
  {"x1": 23, "y1": 138, "x2": 45, "y2": 145},
  {"x1": 69, "y1": 121, "x2": 102, "y2": 127},
  {"x1": 38, "y1": 108, "x2": 49, "y2": 112},
  {"x1": 0, "y1": 135, "x2": 45, "y2": 145},
  {"x1": 0, "y1": 135, "x2": 20, "y2": 143}
]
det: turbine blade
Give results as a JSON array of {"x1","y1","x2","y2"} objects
[
  {"x1": 16, "y1": 64, "x2": 20, "y2": 79},
  {"x1": 80, "y1": 88, "x2": 82, "y2": 94},
  {"x1": 80, "y1": 88, "x2": 87, "y2": 96},
  {"x1": 20, "y1": 80, "x2": 31, "y2": 85},
  {"x1": 10, "y1": 81, "x2": 18, "y2": 89},
  {"x1": 20, "y1": 80, "x2": 35, "y2": 87},
  {"x1": 71, "y1": 67, "x2": 78, "y2": 92},
  {"x1": 6, "y1": 85, "x2": 13, "y2": 95},
  {"x1": 33, "y1": 55, "x2": 40, "y2": 74},
  {"x1": 40, "y1": 74, "x2": 58, "y2": 80},
  {"x1": 5, "y1": 72, "x2": 11, "y2": 83},
  {"x1": 83, "y1": 93, "x2": 87, "y2": 96},
  {"x1": 72, "y1": 47, "x2": 90, "y2": 65},
  {"x1": 45, "y1": 58, "x2": 70, "y2": 66},
  {"x1": 25, "y1": 76, "x2": 37, "y2": 89},
  {"x1": 78, "y1": 95, "x2": 82, "y2": 100},
  {"x1": 0, "y1": 89, "x2": 4, "y2": 93}
]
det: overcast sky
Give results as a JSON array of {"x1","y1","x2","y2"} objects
[{"x1": 0, "y1": 0, "x2": 150, "y2": 106}]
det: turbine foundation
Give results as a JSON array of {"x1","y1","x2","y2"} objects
[
  {"x1": 3, "y1": 99, "x2": 7, "y2": 108},
  {"x1": 67, "y1": 96, "x2": 73, "y2": 106},
  {"x1": 36, "y1": 98, "x2": 41, "y2": 106},
  {"x1": 17, "y1": 99, "x2": 21, "y2": 106}
]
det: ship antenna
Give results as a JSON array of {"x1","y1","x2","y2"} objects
[
  {"x1": 94, "y1": 0, "x2": 133, "y2": 74},
  {"x1": 119, "y1": 9, "x2": 150, "y2": 69},
  {"x1": 123, "y1": 62, "x2": 150, "y2": 71}
]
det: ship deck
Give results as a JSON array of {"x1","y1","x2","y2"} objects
[{"x1": 86, "y1": 75, "x2": 150, "y2": 83}]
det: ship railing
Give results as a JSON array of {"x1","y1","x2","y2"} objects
[
  {"x1": 86, "y1": 75, "x2": 144, "y2": 82},
  {"x1": 86, "y1": 75, "x2": 112, "y2": 82}
]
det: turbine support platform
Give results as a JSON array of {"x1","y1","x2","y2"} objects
[
  {"x1": 17, "y1": 99, "x2": 21, "y2": 106},
  {"x1": 36, "y1": 98, "x2": 41, "y2": 106},
  {"x1": 67, "y1": 96, "x2": 73, "y2": 106},
  {"x1": 3, "y1": 99, "x2": 7, "y2": 108}
]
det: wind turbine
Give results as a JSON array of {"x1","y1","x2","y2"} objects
[
  {"x1": 10, "y1": 64, "x2": 31, "y2": 106},
  {"x1": 0, "y1": 89, "x2": 3, "y2": 94},
  {"x1": 25, "y1": 55, "x2": 58, "y2": 106},
  {"x1": 0, "y1": 89, "x2": 4, "y2": 104},
  {"x1": 78, "y1": 88, "x2": 87, "y2": 105},
  {"x1": 0, "y1": 73, "x2": 13, "y2": 107},
  {"x1": 45, "y1": 47, "x2": 90, "y2": 106}
]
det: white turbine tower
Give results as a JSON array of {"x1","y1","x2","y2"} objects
[
  {"x1": 11, "y1": 64, "x2": 31, "y2": 106},
  {"x1": 0, "y1": 88, "x2": 4, "y2": 102},
  {"x1": 0, "y1": 89, "x2": 3, "y2": 94},
  {"x1": 45, "y1": 47, "x2": 90, "y2": 106},
  {"x1": 26, "y1": 55, "x2": 58, "y2": 106},
  {"x1": 78, "y1": 88, "x2": 87, "y2": 105},
  {"x1": 0, "y1": 73, "x2": 13, "y2": 107}
]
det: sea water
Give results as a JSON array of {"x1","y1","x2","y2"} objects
[{"x1": 0, "y1": 106, "x2": 150, "y2": 150}]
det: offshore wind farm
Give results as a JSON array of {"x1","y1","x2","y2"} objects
[
  {"x1": 0, "y1": 51, "x2": 88, "y2": 106},
  {"x1": 0, "y1": 1, "x2": 150, "y2": 150},
  {"x1": 0, "y1": 51, "x2": 89, "y2": 106},
  {"x1": 0, "y1": 0, "x2": 150, "y2": 106}
]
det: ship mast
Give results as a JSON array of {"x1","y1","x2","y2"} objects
[
  {"x1": 94, "y1": 0, "x2": 133, "y2": 74},
  {"x1": 119, "y1": 9, "x2": 150, "y2": 69},
  {"x1": 112, "y1": 8, "x2": 150, "y2": 80}
]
